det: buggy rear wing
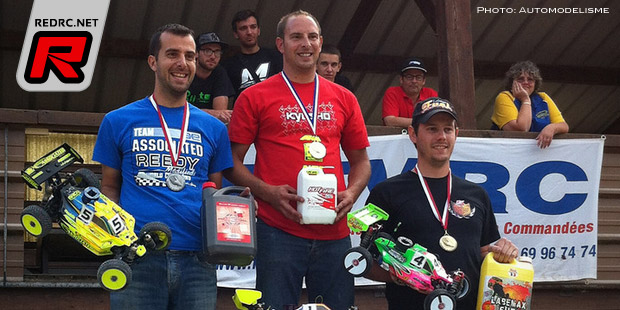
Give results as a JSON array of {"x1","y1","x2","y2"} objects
[{"x1": 21, "y1": 143, "x2": 83, "y2": 190}]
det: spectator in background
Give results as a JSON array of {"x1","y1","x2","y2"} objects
[
  {"x1": 224, "y1": 10, "x2": 370, "y2": 310},
  {"x1": 491, "y1": 60, "x2": 569, "y2": 149},
  {"x1": 221, "y1": 9, "x2": 283, "y2": 101},
  {"x1": 187, "y1": 32, "x2": 234, "y2": 123},
  {"x1": 316, "y1": 44, "x2": 354, "y2": 92},
  {"x1": 382, "y1": 57, "x2": 438, "y2": 128}
]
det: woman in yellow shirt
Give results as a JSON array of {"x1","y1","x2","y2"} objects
[{"x1": 491, "y1": 61, "x2": 569, "y2": 148}]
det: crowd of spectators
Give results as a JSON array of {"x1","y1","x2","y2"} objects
[{"x1": 190, "y1": 10, "x2": 568, "y2": 148}]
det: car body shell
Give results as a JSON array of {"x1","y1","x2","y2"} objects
[
  {"x1": 375, "y1": 238, "x2": 453, "y2": 294},
  {"x1": 59, "y1": 185, "x2": 143, "y2": 256}
]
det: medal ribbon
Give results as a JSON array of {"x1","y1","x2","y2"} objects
[
  {"x1": 414, "y1": 164, "x2": 452, "y2": 231},
  {"x1": 281, "y1": 71, "x2": 319, "y2": 135},
  {"x1": 149, "y1": 95, "x2": 189, "y2": 167}
]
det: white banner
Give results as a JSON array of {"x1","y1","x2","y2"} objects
[{"x1": 217, "y1": 134, "x2": 604, "y2": 287}]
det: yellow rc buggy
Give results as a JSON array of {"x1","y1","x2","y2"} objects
[{"x1": 20, "y1": 143, "x2": 172, "y2": 291}]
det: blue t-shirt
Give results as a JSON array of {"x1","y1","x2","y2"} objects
[{"x1": 93, "y1": 97, "x2": 233, "y2": 250}]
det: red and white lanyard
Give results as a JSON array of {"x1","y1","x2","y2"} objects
[
  {"x1": 414, "y1": 164, "x2": 452, "y2": 231},
  {"x1": 149, "y1": 95, "x2": 189, "y2": 167}
]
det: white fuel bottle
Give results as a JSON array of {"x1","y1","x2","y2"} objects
[{"x1": 297, "y1": 167, "x2": 337, "y2": 224}]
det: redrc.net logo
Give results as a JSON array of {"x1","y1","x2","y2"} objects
[
  {"x1": 16, "y1": 0, "x2": 110, "y2": 92},
  {"x1": 24, "y1": 31, "x2": 93, "y2": 84}
]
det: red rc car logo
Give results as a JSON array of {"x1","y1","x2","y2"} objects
[
  {"x1": 24, "y1": 31, "x2": 93, "y2": 84},
  {"x1": 16, "y1": 0, "x2": 110, "y2": 92}
]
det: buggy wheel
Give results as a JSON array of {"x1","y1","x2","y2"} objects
[
  {"x1": 424, "y1": 289, "x2": 456, "y2": 310},
  {"x1": 21, "y1": 205, "x2": 52, "y2": 237},
  {"x1": 73, "y1": 168, "x2": 99, "y2": 188},
  {"x1": 395, "y1": 236, "x2": 414, "y2": 252},
  {"x1": 454, "y1": 273, "x2": 471, "y2": 300},
  {"x1": 139, "y1": 222, "x2": 172, "y2": 251},
  {"x1": 343, "y1": 247, "x2": 373, "y2": 277},
  {"x1": 98, "y1": 259, "x2": 132, "y2": 291}
]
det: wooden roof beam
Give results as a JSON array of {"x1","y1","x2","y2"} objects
[
  {"x1": 435, "y1": 0, "x2": 477, "y2": 129},
  {"x1": 341, "y1": 55, "x2": 620, "y2": 86},
  {"x1": 414, "y1": 0, "x2": 436, "y2": 32},
  {"x1": 336, "y1": 0, "x2": 382, "y2": 58}
]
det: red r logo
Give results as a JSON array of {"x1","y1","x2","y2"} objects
[{"x1": 24, "y1": 31, "x2": 92, "y2": 84}]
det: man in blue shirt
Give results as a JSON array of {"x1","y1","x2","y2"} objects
[{"x1": 93, "y1": 23, "x2": 233, "y2": 310}]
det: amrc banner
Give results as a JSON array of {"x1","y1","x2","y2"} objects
[{"x1": 217, "y1": 135, "x2": 604, "y2": 287}]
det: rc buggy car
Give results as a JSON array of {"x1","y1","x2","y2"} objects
[
  {"x1": 233, "y1": 289, "x2": 265, "y2": 310},
  {"x1": 343, "y1": 204, "x2": 470, "y2": 310},
  {"x1": 232, "y1": 289, "x2": 358, "y2": 310},
  {"x1": 20, "y1": 143, "x2": 172, "y2": 291}
]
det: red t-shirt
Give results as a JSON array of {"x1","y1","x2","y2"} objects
[
  {"x1": 229, "y1": 74, "x2": 369, "y2": 240},
  {"x1": 381, "y1": 86, "x2": 438, "y2": 121}
]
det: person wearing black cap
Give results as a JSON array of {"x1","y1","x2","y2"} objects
[
  {"x1": 187, "y1": 32, "x2": 234, "y2": 123},
  {"x1": 382, "y1": 57, "x2": 438, "y2": 128},
  {"x1": 364, "y1": 97, "x2": 518, "y2": 309}
]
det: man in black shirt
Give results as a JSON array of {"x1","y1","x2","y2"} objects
[
  {"x1": 187, "y1": 32, "x2": 234, "y2": 123},
  {"x1": 221, "y1": 9, "x2": 283, "y2": 101},
  {"x1": 365, "y1": 97, "x2": 518, "y2": 309}
]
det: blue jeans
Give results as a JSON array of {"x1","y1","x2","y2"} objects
[
  {"x1": 255, "y1": 219, "x2": 354, "y2": 310},
  {"x1": 110, "y1": 251, "x2": 216, "y2": 310}
]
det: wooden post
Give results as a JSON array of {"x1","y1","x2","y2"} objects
[{"x1": 434, "y1": 0, "x2": 477, "y2": 129}]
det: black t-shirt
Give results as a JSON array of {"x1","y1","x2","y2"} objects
[
  {"x1": 335, "y1": 74, "x2": 354, "y2": 92},
  {"x1": 186, "y1": 65, "x2": 234, "y2": 109},
  {"x1": 221, "y1": 48, "x2": 283, "y2": 99},
  {"x1": 366, "y1": 171, "x2": 501, "y2": 310}
]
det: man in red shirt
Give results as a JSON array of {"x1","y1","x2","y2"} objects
[
  {"x1": 382, "y1": 58, "x2": 438, "y2": 127},
  {"x1": 225, "y1": 10, "x2": 370, "y2": 310}
]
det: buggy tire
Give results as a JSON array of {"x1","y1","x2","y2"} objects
[
  {"x1": 21, "y1": 205, "x2": 52, "y2": 237},
  {"x1": 343, "y1": 247, "x2": 373, "y2": 277},
  {"x1": 139, "y1": 222, "x2": 172, "y2": 251},
  {"x1": 73, "y1": 168, "x2": 99, "y2": 188},
  {"x1": 375, "y1": 232, "x2": 395, "y2": 242},
  {"x1": 98, "y1": 259, "x2": 132, "y2": 291},
  {"x1": 454, "y1": 273, "x2": 471, "y2": 300},
  {"x1": 395, "y1": 236, "x2": 414, "y2": 252},
  {"x1": 424, "y1": 289, "x2": 456, "y2": 310}
]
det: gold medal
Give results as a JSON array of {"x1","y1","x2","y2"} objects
[
  {"x1": 308, "y1": 141, "x2": 326, "y2": 159},
  {"x1": 415, "y1": 165, "x2": 456, "y2": 252},
  {"x1": 439, "y1": 232, "x2": 458, "y2": 252}
]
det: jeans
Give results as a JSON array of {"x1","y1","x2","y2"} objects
[
  {"x1": 110, "y1": 250, "x2": 216, "y2": 310},
  {"x1": 255, "y1": 219, "x2": 354, "y2": 310}
]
